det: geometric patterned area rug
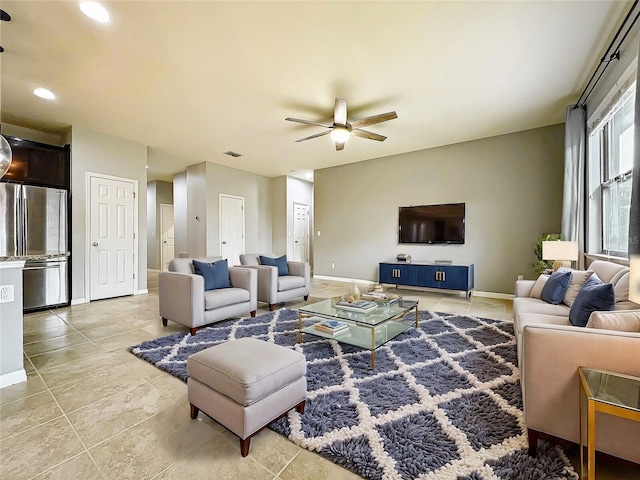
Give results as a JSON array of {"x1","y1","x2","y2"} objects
[{"x1": 129, "y1": 309, "x2": 578, "y2": 480}]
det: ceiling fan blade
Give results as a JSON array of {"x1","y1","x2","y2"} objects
[
  {"x1": 351, "y1": 129, "x2": 387, "y2": 142},
  {"x1": 285, "y1": 117, "x2": 332, "y2": 128},
  {"x1": 335, "y1": 141, "x2": 346, "y2": 151},
  {"x1": 348, "y1": 111, "x2": 397, "y2": 129},
  {"x1": 295, "y1": 130, "x2": 332, "y2": 143},
  {"x1": 334, "y1": 98, "x2": 347, "y2": 126}
]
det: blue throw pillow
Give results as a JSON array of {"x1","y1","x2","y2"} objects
[
  {"x1": 569, "y1": 276, "x2": 615, "y2": 327},
  {"x1": 260, "y1": 255, "x2": 289, "y2": 276},
  {"x1": 540, "y1": 270, "x2": 572, "y2": 305},
  {"x1": 192, "y1": 259, "x2": 231, "y2": 291}
]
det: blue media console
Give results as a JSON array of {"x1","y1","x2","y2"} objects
[{"x1": 379, "y1": 262, "x2": 474, "y2": 298}]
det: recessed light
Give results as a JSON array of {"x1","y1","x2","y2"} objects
[
  {"x1": 80, "y1": 1, "x2": 110, "y2": 23},
  {"x1": 34, "y1": 87, "x2": 56, "y2": 100}
]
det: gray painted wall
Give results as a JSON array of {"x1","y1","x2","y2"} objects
[
  {"x1": 173, "y1": 172, "x2": 188, "y2": 257},
  {"x1": 204, "y1": 162, "x2": 273, "y2": 256},
  {"x1": 314, "y1": 124, "x2": 565, "y2": 294},
  {"x1": 286, "y1": 177, "x2": 313, "y2": 262},
  {"x1": 171, "y1": 162, "x2": 273, "y2": 259},
  {"x1": 272, "y1": 176, "x2": 287, "y2": 256},
  {"x1": 271, "y1": 176, "x2": 314, "y2": 261},
  {"x1": 70, "y1": 127, "x2": 148, "y2": 301},
  {"x1": 146, "y1": 181, "x2": 157, "y2": 269},
  {"x1": 187, "y1": 162, "x2": 208, "y2": 257},
  {"x1": 146, "y1": 180, "x2": 174, "y2": 270}
]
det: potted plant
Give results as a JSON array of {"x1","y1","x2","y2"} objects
[{"x1": 532, "y1": 233, "x2": 563, "y2": 274}]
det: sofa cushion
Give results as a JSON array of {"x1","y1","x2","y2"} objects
[
  {"x1": 277, "y1": 275, "x2": 306, "y2": 292},
  {"x1": 589, "y1": 260, "x2": 628, "y2": 283},
  {"x1": 561, "y1": 270, "x2": 594, "y2": 307},
  {"x1": 569, "y1": 276, "x2": 615, "y2": 327},
  {"x1": 613, "y1": 272, "x2": 630, "y2": 303},
  {"x1": 513, "y1": 297, "x2": 571, "y2": 318},
  {"x1": 530, "y1": 275, "x2": 548, "y2": 299},
  {"x1": 615, "y1": 301, "x2": 640, "y2": 310},
  {"x1": 516, "y1": 313, "x2": 571, "y2": 336},
  {"x1": 541, "y1": 270, "x2": 572, "y2": 305},
  {"x1": 260, "y1": 255, "x2": 289, "y2": 276},
  {"x1": 586, "y1": 310, "x2": 640, "y2": 332},
  {"x1": 204, "y1": 287, "x2": 250, "y2": 310},
  {"x1": 193, "y1": 259, "x2": 231, "y2": 291}
]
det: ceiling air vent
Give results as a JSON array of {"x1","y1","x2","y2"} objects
[{"x1": 224, "y1": 151, "x2": 242, "y2": 158}]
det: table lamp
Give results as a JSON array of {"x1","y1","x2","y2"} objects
[
  {"x1": 542, "y1": 240, "x2": 579, "y2": 271},
  {"x1": 630, "y1": 254, "x2": 640, "y2": 304}
]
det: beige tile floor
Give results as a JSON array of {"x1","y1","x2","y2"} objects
[{"x1": 1, "y1": 275, "x2": 638, "y2": 479}]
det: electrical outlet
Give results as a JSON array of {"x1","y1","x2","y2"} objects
[
  {"x1": 331, "y1": 262, "x2": 335, "y2": 269},
  {"x1": 0, "y1": 284, "x2": 14, "y2": 303}
]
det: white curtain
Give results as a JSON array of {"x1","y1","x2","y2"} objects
[
  {"x1": 630, "y1": 40, "x2": 640, "y2": 257},
  {"x1": 561, "y1": 105, "x2": 586, "y2": 269}
]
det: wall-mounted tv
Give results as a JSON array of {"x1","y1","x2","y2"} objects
[{"x1": 398, "y1": 203, "x2": 465, "y2": 244}]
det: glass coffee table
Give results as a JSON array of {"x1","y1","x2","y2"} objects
[
  {"x1": 578, "y1": 367, "x2": 640, "y2": 480},
  {"x1": 297, "y1": 297, "x2": 418, "y2": 368}
]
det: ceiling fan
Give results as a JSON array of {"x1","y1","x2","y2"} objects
[{"x1": 285, "y1": 98, "x2": 397, "y2": 151}]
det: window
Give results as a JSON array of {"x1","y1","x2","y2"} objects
[{"x1": 588, "y1": 83, "x2": 634, "y2": 257}]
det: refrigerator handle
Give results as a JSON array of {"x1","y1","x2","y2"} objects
[
  {"x1": 22, "y1": 196, "x2": 28, "y2": 255},
  {"x1": 18, "y1": 195, "x2": 24, "y2": 255}
]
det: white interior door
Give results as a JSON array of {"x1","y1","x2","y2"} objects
[
  {"x1": 293, "y1": 202, "x2": 309, "y2": 262},
  {"x1": 90, "y1": 176, "x2": 135, "y2": 300},
  {"x1": 160, "y1": 203, "x2": 174, "y2": 271},
  {"x1": 220, "y1": 194, "x2": 244, "y2": 266}
]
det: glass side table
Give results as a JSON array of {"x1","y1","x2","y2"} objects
[{"x1": 578, "y1": 367, "x2": 640, "y2": 480}]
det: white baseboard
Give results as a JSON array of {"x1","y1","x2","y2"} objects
[
  {"x1": 0, "y1": 369, "x2": 27, "y2": 389},
  {"x1": 473, "y1": 291, "x2": 514, "y2": 300},
  {"x1": 135, "y1": 289, "x2": 149, "y2": 295},
  {"x1": 313, "y1": 275, "x2": 514, "y2": 300},
  {"x1": 313, "y1": 275, "x2": 378, "y2": 285},
  {"x1": 71, "y1": 298, "x2": 87, "y2": 305}
]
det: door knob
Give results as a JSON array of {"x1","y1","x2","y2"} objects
[
  {"x1": 222, "y1": 241, "x2": 227, "y2": 245},
  {"x1": 92, "y1": 242, "x2": 98, "y2": 247}
]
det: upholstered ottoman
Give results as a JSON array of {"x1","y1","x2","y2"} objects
[{"x1": 187, "y1": 337, "x2": 307, "y2": 456}]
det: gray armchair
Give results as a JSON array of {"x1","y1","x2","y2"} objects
[
  {"x1": 239, "y1": 254, "x2": 310, "y2": 311},
  {"x1": 159, "y1": 257, "x2": 257, "y2": 335}
]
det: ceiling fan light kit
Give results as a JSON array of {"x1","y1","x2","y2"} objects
[
  {"x1": 286, "y1": 97, "x2": 397, "y2": 151},
  {"x1": 330, "y1": 125, "x2": 351, "y2": 143}
]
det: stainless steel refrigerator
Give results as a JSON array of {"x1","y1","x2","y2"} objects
[{"x1": 0, "y1": 183, "x2": 69, "y2": 311}]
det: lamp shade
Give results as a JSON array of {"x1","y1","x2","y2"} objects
[
  {"x1": 630, "y1": 255, "x2": 640, "y2": 304},
  {"x1": 542, "y1": 241, "x2": 579, "y2": 261}
]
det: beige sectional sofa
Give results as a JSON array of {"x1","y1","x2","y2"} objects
[{"x1": 513, "y1": 260, "x2": 640, "y2": 464}]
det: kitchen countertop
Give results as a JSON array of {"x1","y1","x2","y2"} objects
[{"x1": 0, "y1": 252, "x2": 70, "y2": 262}]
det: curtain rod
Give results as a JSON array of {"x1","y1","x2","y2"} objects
[{"x1": 575, "y1": 0, "x2": 640, "y2": 108}]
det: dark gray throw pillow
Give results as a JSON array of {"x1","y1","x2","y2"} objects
[
  {"x1": 569, "y1": 276, "x2": 615, "y2": 327},
  {"x1": 540, "y1": 270, "x2": 572, "y2": 305},
  {"x1": 192, "y1": 259, "x2": 231, "y2": 291}
]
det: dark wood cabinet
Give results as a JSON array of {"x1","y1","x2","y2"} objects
[{"x1": 2, "y1": 137, "x2": 70, "y2": 189}]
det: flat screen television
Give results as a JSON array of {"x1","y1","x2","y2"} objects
[{"x1": 398, "y1": 203, "x2": 465, "y2": 244}]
